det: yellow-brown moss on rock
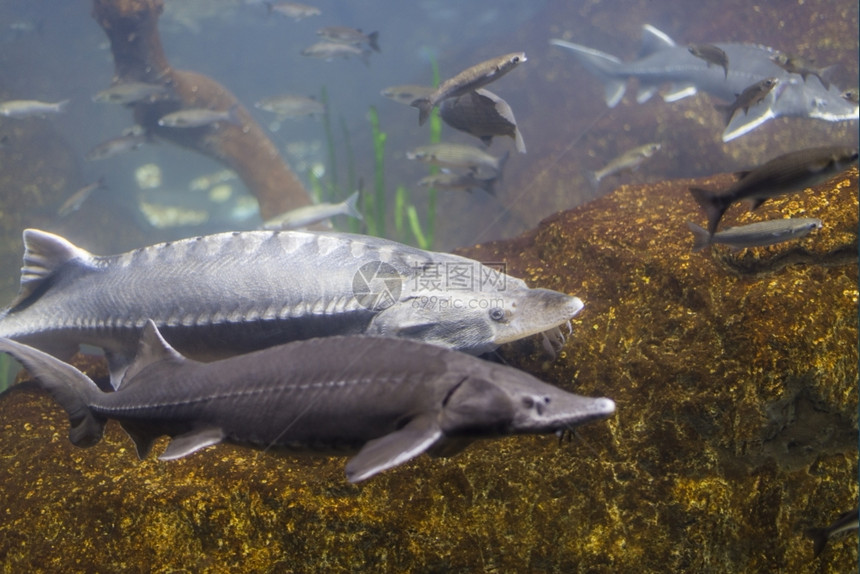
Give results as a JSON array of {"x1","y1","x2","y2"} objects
[{"x1": 0, "y1": 167, "x2": 856, "y2": 572}]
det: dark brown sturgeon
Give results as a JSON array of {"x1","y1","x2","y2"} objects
[{"x1": 0, "y1": 323, "x2": 615, "y2": 483}]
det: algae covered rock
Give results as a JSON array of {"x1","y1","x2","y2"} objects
[{"x1": 0, "y1": 168, "x2": 856, "y2": 572}]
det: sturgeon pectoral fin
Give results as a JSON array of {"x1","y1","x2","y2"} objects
[
  {"x1": 345, "y1": 414, "x2": 442, "y2": 483},
  {"x1": 722, "y1": 102, "x2": 776, "y2": 142},
  {"x1": 158, "y1": 426, "x2": 225, "y2": 460},
  {"x1": 636, "y1": 85, "x2": 658, "y2": 104},
  {"x1": 663, "y1": 83, "x2": 698, "y2": 102}
]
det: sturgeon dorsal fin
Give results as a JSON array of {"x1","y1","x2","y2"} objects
[
  {"x1": 10, "y1": 229, "x2": 95, "y2": 309},
  {"x1": 345, "y1": 413, "x2": 442, "y2": 483},
  {"x1": 119, "y1": 320, "x2": 186, "y2": 387},
  {"x1": 159, "y1": 426, "x2": 225, "y2": 460},
  {"x1": 639, "y1": 24, "x2": 676, "y2": 57}
]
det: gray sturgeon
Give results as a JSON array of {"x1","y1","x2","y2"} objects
[
  {"x1": 0, "y1": 323, "x2": 616, "y2": 482},
  {"x1": 0, "y1": 229, "x2": 584, "y2": 389},
  {"x1": 550, "y1": 25, "x2": 859, "y2": 142}
]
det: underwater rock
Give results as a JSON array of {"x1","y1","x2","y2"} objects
[
  {"x1": 0, "y1": 167, "x2": 855, "y2": 571},
  {"x1": 0, "y1": 114, "x2": 81, "y2": 300},
  {"x1": 91, "y1": 0, "x2": 311, "y2": 221}
]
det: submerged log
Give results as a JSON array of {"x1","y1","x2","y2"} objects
[{"x1": 90, "y1": 0, "x2": 311, "y2": 220}]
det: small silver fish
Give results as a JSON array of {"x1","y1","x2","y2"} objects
[
  {"x1": 417, "y1": 172, "x2": 499, "y2": 195},
  {"x1": 317, "y1": 27, "x2": 379, "y2": 52},
  {"x1": 254, "y1": 95, "x2": 324, "y2": 118},
  {"x1": 770, "y1": 52, "x2": 834, "y2": 87},
  {"x1": 717, "y1": 77, "x2": 779, "y2": 124},
  {"x1": 805, "y1": 508, "x2": 859, "y2": 558},
  {"x1": 688, "y1": 43, "x2": 729, "y2": 78},
  {"x1": 689, "y1": 146, "x2": 859, "y2": 235},
  {"x1": 92, "y1": 82, "x2": 171, "y2": 105},
  {"x1": 407, "y1": 143, "x2": 510, "y2": 177},
  {"x1": 158, "y1": 104, "x2": 241, "y2": 128},
  {"x1": 411, "y1": 52, "x2": 527, "y2": 126},
  {"x1": 266, "y1": 1, "x2": 321, "y2": 20},
  {"x1": 57, "y1": 178, "x2": 107, "y2": 218},
  {"x1": 85, "y1": 134, "x2": 148, "y2": 161},
  {"x1": 587, "y1": 142, "x2": 661, "y2": 187},
  {"x1": 300, "y1": 42, "x2": 369, "y2": 63},
  {"x1": 0, "y1": 99, "x2": 69, "y2": 118},
  {"x1": 261, "y1": 191, "x2": 362, "y2": 230},
  {"x1": 439, "y1": 88, "x2": 526, "y2": 153},
  {"x1": 686, "y1": 218, "x2": 822, "y2": 251},
  {"x1": 380, "y1": 85, "x2": 436, "y2": 106}
]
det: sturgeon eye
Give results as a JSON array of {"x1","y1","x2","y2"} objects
[
  {"x1": 522, "y1": 396, "x2": 547, "y2": 415},
  {"x1": 489, "y1": 307, "x2": 506, "y2": 322}
]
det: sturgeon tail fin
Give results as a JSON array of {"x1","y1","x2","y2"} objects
[
  {"x1": 549, "y1": 39, "x2": 627, "y2": 107},
  {"x1": 0, "y1": 338, "x2": 105, "y2": 448}
]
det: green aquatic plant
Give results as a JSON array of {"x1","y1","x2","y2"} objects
[
  {"x1": 339, "y1": 117, "x2": 361, "y2": 234},
  {"x1": 320, "y1": 86, "x2": 338, "y2": 198},
  {"x1": 394, "y1": 184, "x2": 406, "y2": 241},
  {"x1": 366, "y1": 106, "x2": 387, "y2": 237},
  {"x1": 407, "y1": 205, "x2": 430, "y2": 249}
]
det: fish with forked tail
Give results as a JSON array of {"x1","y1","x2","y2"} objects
[
  {"x1": 317, "y1": 27, "x2": 380, "y2": 53},
  {"x1": 549, "y1": 25, "x2": 859, "y2": 142},
  {"x1": 411, "y1": 52, "x2": 526, "y2": 126},
  {"x1": 158, "y1": 104, "x2": 242, "y2": 128},
  {"x1": 689, "y1": 146, "x2": 858, "y2": 236},
  {"x1": 686, "y1": 218, "x2": 822, "y2": 252},
  {"x1": 770, "y1": 52, "x2": 834, "y2": 88},
  {"x1": 417, "y1": 171, "x2": 499, "y2": 195},
  {"x1": 0, "y1": 99, "x2": 69, "y2": 118},
  {"x1": 261, "y1": 190, "x2": 362, "y2": 230},
  {"x1": 587, "y1": 142, "x2": 661, "y2": 188},
  {"x1": 407, "y1": 143, "x2": 510, "y2": 178},
  {"x1": 0, "y1": 229, "x2": 584, "y2": 389},
  {"x1": 716, "y1": 77, "x2": 779, "y2": 125},
  {"x1": 0, "y1": 323, "x2": 616, "y2": 483},
  {"x1": 688, "y1": 44, "x2": 729, "y2": 78}
]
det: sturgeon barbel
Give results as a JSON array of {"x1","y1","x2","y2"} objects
[
  {"x1": 0, "y1": 229, "x2": 584, "y2": 389},
  {"x1": 0, "y1": 324, "x2": 615, "y2": 483}
]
